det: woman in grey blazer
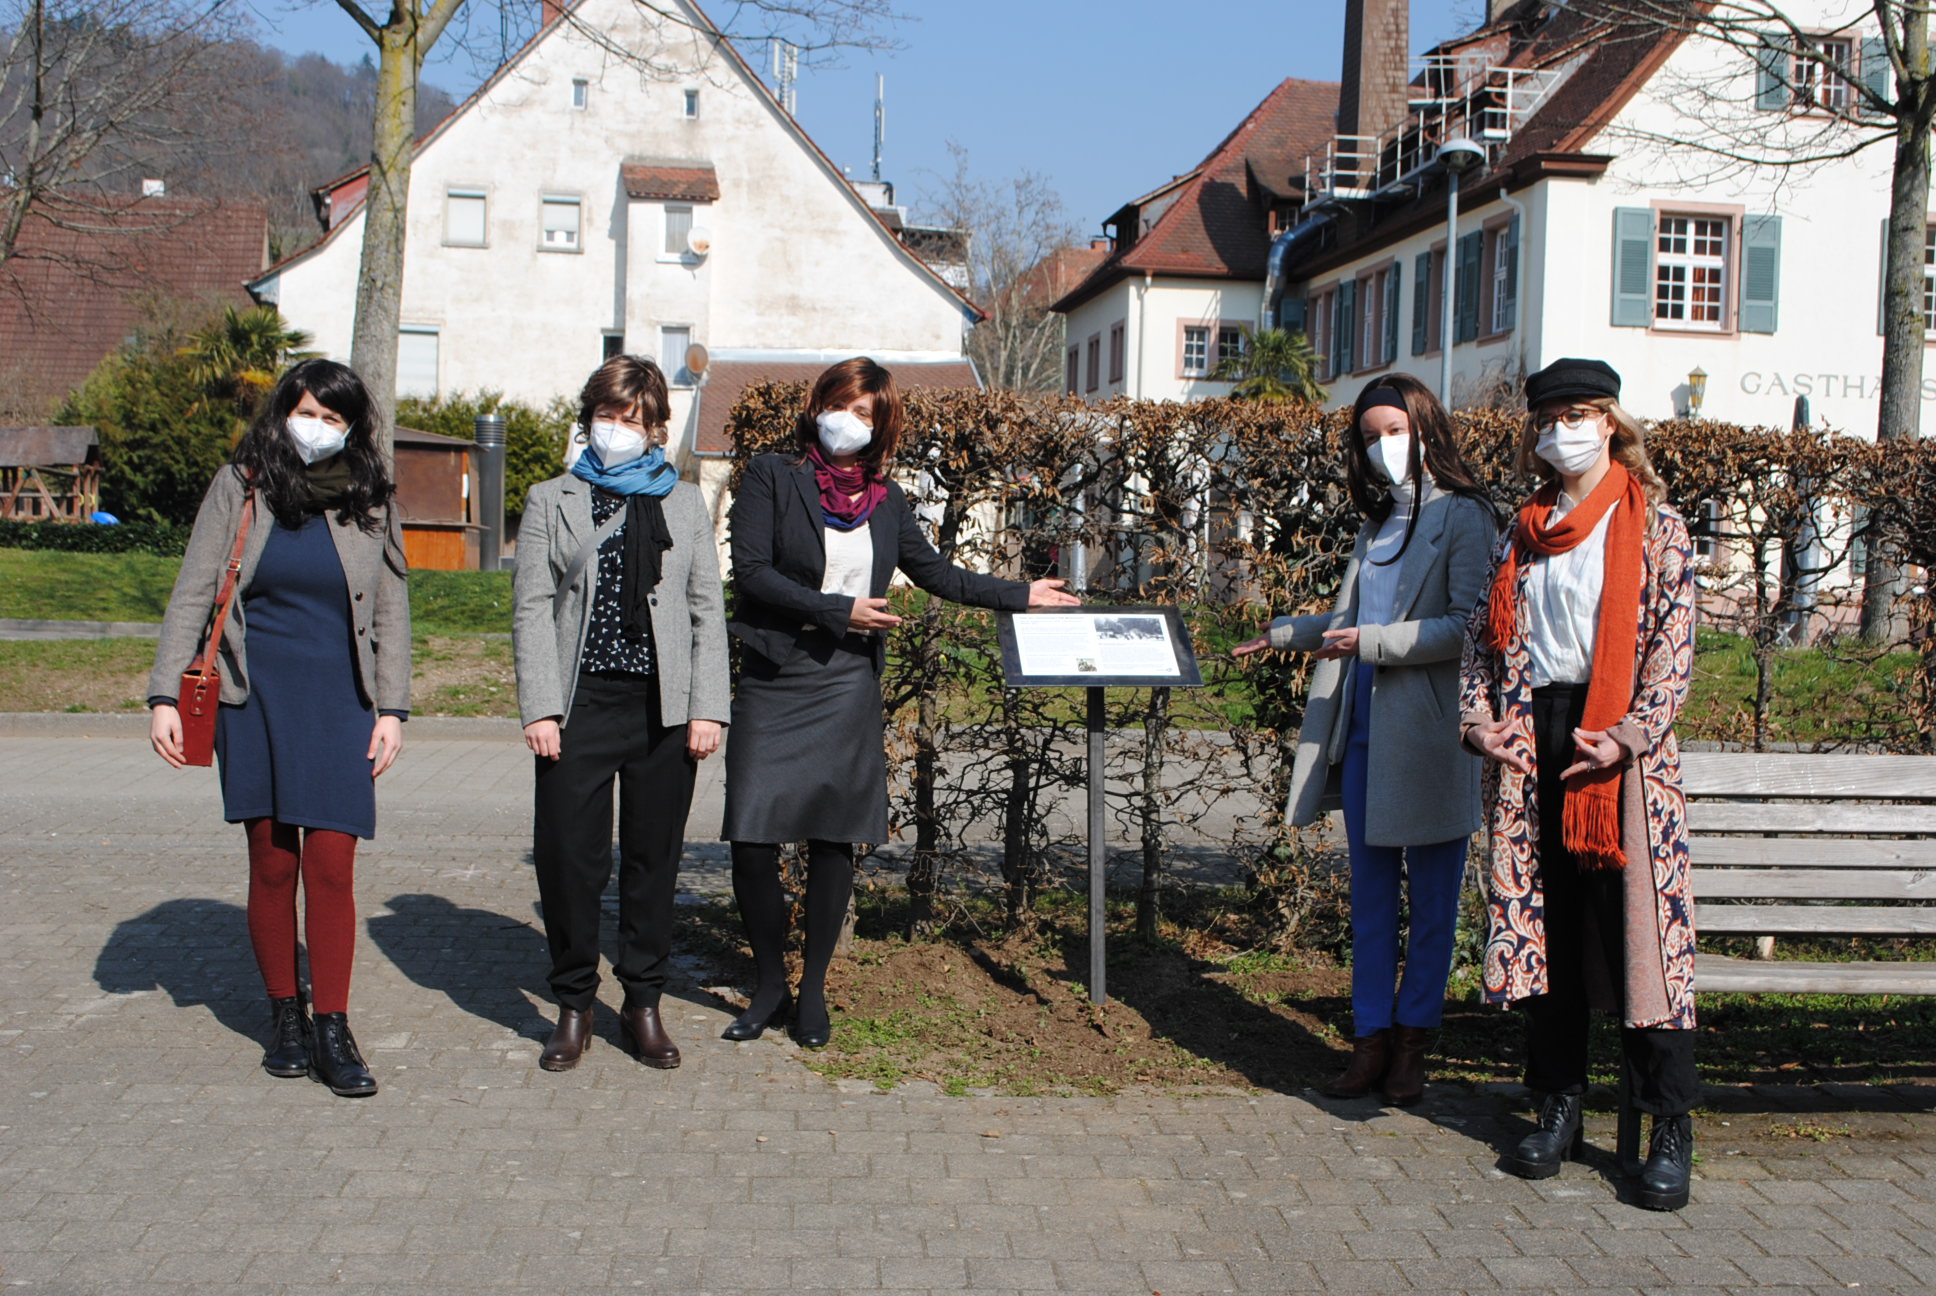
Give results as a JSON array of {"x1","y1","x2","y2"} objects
[
  {"x1": 147, "y1": 359, "x2": 409, "y2": 1098},
  {"x1": 1235, "y1": 374, "x2": 1496, "y2": 1106},
  {"x1": 512, "y1": 355, "x2": 730, "y2": 1073}
]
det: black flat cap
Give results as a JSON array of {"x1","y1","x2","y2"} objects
[{"x1": 1525, "y1": 357, "x2": 1621, "y2": 407}]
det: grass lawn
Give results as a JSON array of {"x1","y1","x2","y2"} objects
[{"x1": 0, "y1": 550, "x2": 183, "y2": 622}]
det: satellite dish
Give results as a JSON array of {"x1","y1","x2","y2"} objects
[
  {"x1": 686, "y1": 226, "x2": 713, "y2": 257},
  {"x1": 685, "y1": 343, "x2": 710, "y2": 377}
]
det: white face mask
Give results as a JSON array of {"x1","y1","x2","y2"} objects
[
  {"x1": 588, "y1": 419, "x2": 648, "y2": 467},
  {"x1": 1534, "y1": 416, "x2": 1608, "y2": 477},
  {"x1": 287, "y1": 415, "x2": 347, "y2": 465},
  {"x1": 1371, "y1": 434, "x2": 1413, "y2": 487},
  {"x1": 816, "y1": 409, "x2": 873, "y2": 456}
]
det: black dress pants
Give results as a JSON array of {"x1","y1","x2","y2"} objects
[
  {"x1": 1522, "y1": 683, "x2": 1698, "y2": 1116},
  {"x1": 533, "y1": 673, "x2": 694, "y2": 1012}
]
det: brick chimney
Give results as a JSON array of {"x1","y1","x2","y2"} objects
[{"x1": 1338, "y1": 0, "x2": 1411, "y2": 139}]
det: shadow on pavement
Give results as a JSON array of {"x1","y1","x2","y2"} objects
[
  {"x1": 367, "y1": 893, "x2": 555, "y2": 1041},
  {"x1": 92, "y1": 897, "x2": 264, "y2": 1043}
]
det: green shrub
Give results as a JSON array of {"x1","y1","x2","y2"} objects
[
  {"x1": 0, "y1": 519, "x2": 191, "y2": 556},
  {"x1": 396, "y1": 390, "x2": 573, "y2": 526}
]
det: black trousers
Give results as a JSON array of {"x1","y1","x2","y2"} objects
[
  {"x1": 532, "y1": 673, "x2": 694, "y2": 1011},
  {"x1": 1522, "y1": 683, "x2": 1699, "y2": 1116}
]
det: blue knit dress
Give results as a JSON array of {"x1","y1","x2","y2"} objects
[{"x1": 215, "y1": 514, "x2": 377, "y2": 838}]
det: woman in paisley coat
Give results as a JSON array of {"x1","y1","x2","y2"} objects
[{"x1": 1458, "y1": 357, "x2": 1698, "y2": 1212}]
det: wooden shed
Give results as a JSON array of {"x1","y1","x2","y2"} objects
[
  {"x1": 0, "y1": 425, "x2": 102, "y2": 522},
  {"x1": 394, "y1": 425, "x2": 483, "y2": 570}
]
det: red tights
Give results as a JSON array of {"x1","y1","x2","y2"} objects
[{"x1": 244, "y1": 818, "x2": 358, "y2": 1014}]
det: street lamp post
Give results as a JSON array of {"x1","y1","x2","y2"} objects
[{"x1": 1436, "y1": 139, "x2": 1486, "y2": 407}]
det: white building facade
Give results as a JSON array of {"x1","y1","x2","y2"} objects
[{"x1": 250, "y1": 0, "x2": 979, "y2": 476}]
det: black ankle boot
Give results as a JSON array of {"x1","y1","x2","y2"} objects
[
  {"x1": 262, "y1": 995, "x2": 311, "y2": 1078},
  {"x1": 1638, "y1": 1114, "x2": 1693, "y2": 1211},
  {"x1": 309, "y1": 1012, "x2": 378, "y2": 1097},
  {"x1": 1506, "y1": 1093, "x2": 1584, "y2": 1180},
  {"x1": 722, "y1": 990, "x2": 791, "y2": 1042}
]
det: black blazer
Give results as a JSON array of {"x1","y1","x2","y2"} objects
[{"x1": 728, "y1": 452, "x2": 1029, "y2": 669}]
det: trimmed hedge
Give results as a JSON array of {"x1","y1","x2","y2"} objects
[{"x1": 0, "y1": 519, "x2": 191, "y2": 556}]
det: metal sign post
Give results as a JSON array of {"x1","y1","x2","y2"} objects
[{"x1": 996, "y1": 606, "x2": 1202, "y2": 1007}]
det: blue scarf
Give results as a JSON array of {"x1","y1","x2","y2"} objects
[{"x1": 570, "y1": 444, "x2": 679, "y2": 496}]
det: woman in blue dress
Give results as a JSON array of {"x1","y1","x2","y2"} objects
[{"x1": 148, "y1": 359, "x2": 411, "y2": 1097}]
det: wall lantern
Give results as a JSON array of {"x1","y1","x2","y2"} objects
[{"x1": 1687, "y1": 366, "x2": 1708, "y2": 419}]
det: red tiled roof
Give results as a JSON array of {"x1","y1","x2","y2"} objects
[
  {"x1": 0, "y1": 197, "x2": 268, "y2": 414},
  {"x1": 621, "y1": 160, "x2": 721, "y2": 203},
  {"x1": 1053, "y1": 78, "x2": 1341, "y2": 313},
  {"x1": 693, "y1": 358, "x2": 980, "y2": 455}
]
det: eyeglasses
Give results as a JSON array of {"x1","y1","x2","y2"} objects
[{"x1": 1533, "y1": 408, "x2": 1603, "y2": 433}]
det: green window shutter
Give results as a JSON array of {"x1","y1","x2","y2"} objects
[
  {"x1": 1280, "y1": 296, "x2": 1307, "y2": 335},
  {"x1": 1497, "y1": 213, "x2": 1520, "y2": 333},
  {"x1": 1611, "y1": 207, "x2": 1653, "y2": 328},
  {"x1": 1739, "y1": 215, "x2": 1781, "y2": 334},
  {"x1": 1383, "y1": 262, "x2": 1401, "y2": 364},
  {"x1": 1755, "y1": 35, "x2": 1791, "y2": 110},
  {"x1": 1454, "y1": 231, "x2": 1483, "y2": 343},
  {"x1": 1859, "y1": 36, "x2": 1892, "y2": 114},
  {"x1": 1336, "y1": 279, "x2": 1357, "y2": 374},
  {"x1": 1412, "y1": 251, "x2": 1432, "y2": 355}
]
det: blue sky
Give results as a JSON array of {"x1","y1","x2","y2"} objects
[{"x1": 250, "y1": 0, "x2": 1479, "y2": 234}]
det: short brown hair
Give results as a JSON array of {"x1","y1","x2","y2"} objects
[
  {"x1": 794, "y1": 356, "x2": 903, "y2": 477},
  {"x1": 576, "y1": 355, "x2": 672, "y2": 446}
]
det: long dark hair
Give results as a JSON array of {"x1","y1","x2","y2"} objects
[
  {"x1": 233, "y1": 359, "x2": 393, "y2": 531},
  {"x1": 1343, "y1": 373, "x2": 1493, "y2": 566},
  {"x1": 793, "y1": 356, "x2": 904, "y2": 479}
]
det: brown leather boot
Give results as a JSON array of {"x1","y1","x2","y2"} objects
[
  {"x1": 1381, "y1": 1025, "x2": 1432, "y2": 1107},
  {"x1": 618, "y1": 1001, "x2": 681, "y2": 1069},
  {"x1": 539, "y1": 1006, "x2": 594, "y2": 1072},
  {"x1": 1322, "y1": 1029, "x2": 1390, "y2": 1099}
]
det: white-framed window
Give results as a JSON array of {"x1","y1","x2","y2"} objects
[
  {"x1": 570, "y1": 77, "x2": 589, "y2": 109},
  {"x1": 540, "y1": 196, "x2": 581, "y2": 251},
  {"x1": 1654, "y1": 215, "x2": 1729, "y2": 331},
  {"x1": 444, "y1": 188, "x2": 486, "y2": 247},
  {"x1": 1793, "y1": 38, "x2": 1854, "y2": 110},
  {"x1": 663, "y1": 204, "x2": 693, "y2": 258},
  {"x1": 661, "y1": 325, "x2": 693, "y2": 385},
  {"x1": 682, "y1": 89, "x2": 700, "y2": 118},
  {"x1": 1181, "y1": 325, "x2": 1210, "y2": 377},
  {"x1": 397, "y1": 326, "x2": 440, "y2": 398},
  {"x1": 1216, "y1": 324, "x2": 1244, "y2": 371},
  {"x1": 1924, "y1": 226, "x2": 1936, "y2": 333}
]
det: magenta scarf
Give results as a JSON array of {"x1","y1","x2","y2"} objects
[{"x1": 805, "y1": 443, "x2": 888, "y2": 532}]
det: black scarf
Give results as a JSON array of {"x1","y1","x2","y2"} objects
[
  {"x1": 617, "y1": 493, "x2": 673, "y2": 642},
  {"x1": 304, "y1": 454, "x2": 353, "y2": 514}
]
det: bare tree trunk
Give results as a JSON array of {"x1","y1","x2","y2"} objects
[
  {"x1": 348, "y1": 27, "x2": 421, "y2": 456},
  {"x1": 904, "y1": 618, "x2": 942, "y2": 938},
  {"x1": 1136, "y1": 687, "x2": 1171, "y2": 941},
  {"x1": 1862, "y1": 6, "x2": 1932, "y2": 641}
]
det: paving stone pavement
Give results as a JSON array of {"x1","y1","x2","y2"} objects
[{"x1": 4, "y1": 726, "x2": 1935, "y2": 1295}]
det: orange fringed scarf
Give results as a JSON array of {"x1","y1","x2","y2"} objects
[{"x1": 1486, "y1": 461, "x2": 1648, "y2": 871}]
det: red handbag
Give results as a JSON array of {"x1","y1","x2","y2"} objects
[{"x1": 177, "y1": 490, "x2": 255, "y2": 767}]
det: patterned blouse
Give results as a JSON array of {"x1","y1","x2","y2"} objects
[{"x1": 578, "y1": 490, "x2": 655, "y2": 676}]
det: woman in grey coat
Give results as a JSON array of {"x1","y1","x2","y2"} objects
[
  {"x1": 512, "y1": 355, "x2": 730, "y2": 1073},
  {"x1": 1235, "y1": 374, "x2": 1496, "y2": 1106},
  {"x1": 147, "y1": 358, "x2": 409, "y2": 1098}
]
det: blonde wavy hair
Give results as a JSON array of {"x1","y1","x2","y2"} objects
[{"x1": 1515, "y1": 396, "x2": 1667, "y2": 509}]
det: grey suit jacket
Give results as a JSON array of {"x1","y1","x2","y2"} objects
[
  {"x1": 1269, "y1": 483, "x2": 1496, "y2": 846},
  {"x1": 512, "y1": 474, "x2": 730, "y2": 729},
  {"x1": 148, "y1": 465, "x2": 411, "y2": 712}
]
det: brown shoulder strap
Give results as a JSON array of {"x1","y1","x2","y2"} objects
[{"x1": 190, "y1": 488, "x2": 256, "y2": 678}]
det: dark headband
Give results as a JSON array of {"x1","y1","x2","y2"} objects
[{"x1": 1361, "y1": 386, "x2": 1407, "y2": 414}]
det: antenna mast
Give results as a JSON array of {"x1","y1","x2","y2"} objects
[
  {"x1": 770, "y1": 39, "x2": 797, "y2": 114},
  {"x1": 872, "y1": 75, "x2": 885, "y2": 182}
]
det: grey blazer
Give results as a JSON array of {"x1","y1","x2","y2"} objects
[
  {"x1": 148, "y1": 465, "x2": 411, "y2": 712},
  {"x1": 1270, "y1": 483, "x2": 1496, "y2": 846},
  {"x1": 512, "y1": 474, "x2": 730, "y2": 729}
]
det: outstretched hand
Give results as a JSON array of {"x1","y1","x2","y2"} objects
[
  {"x1": 849, "y1": 597, "x2": 903, "y2": 631},
  {"x1": 1027, "y1": 579, "x2": 1079, "y2": 607},
  {"x1": 1230, "y1": 634, "x2": 1272, "y2": 659}
]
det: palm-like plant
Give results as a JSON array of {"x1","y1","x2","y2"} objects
[
  {"x1": 181, "y1": 306, "x2": 315, "y2": 430},
  {"x1": 1210, "y1": 326, "x2": 1326, "y2": 404}
]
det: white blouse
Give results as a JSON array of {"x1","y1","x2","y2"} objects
[
  {"x1": 820, "y1": 522, "x2": 874, "y2": 605},
  {"x1": 1523, "y1": 490, "x2": 1613, "y2": 688}
]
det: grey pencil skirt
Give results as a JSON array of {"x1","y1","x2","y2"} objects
[{"x1": 721, "y1": 631, "x2": 890, "y2": 845}]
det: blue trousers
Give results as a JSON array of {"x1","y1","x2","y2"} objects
[{"x1": 1340, "y1": 662, "x2": 1469, "y2": 1035}]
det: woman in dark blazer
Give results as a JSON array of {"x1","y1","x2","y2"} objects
[
  {"x1": 722, "y1": 356, "x2": 1077, "y2": 1048},
  {"x1": 1235, "y1": 374, "x2": 1496, "y2": 1107},
  {"x1": 513, "y1": 355, "x2": 730, "y2": 1073},
  {"x1": 147, "y1": 358, "x2": 410, "y2": 1098}
]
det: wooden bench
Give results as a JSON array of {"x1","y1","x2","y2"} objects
[{"x1": 1685, "y1": 751, "x2": 1936, "y2": 995}]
